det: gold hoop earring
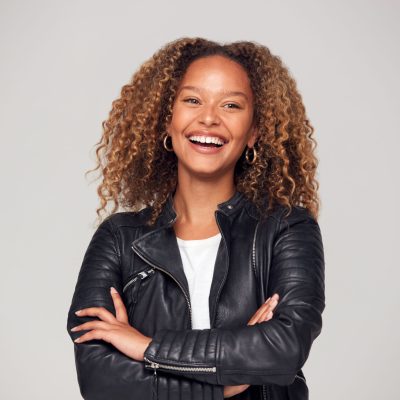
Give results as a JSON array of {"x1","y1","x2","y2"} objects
[
  {"x1": 245, "y1": 146, "x2": 257, "y2": 165},
  {"x1": 163, "y1": 134, "x2": 174, "y2": 152}
]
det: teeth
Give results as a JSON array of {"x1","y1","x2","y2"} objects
[{"x1": 188, "y1": 136, "x2": 225, "y2": 146}]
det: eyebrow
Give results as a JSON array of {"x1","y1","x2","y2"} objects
[{"x1": 179, "y1": 85, "x2": 249, "y2": 101}]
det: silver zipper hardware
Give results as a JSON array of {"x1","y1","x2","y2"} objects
[
  {"x1": 252, "y1": 221, "x2": 260, "y2": 280},
  {"x1": 131, "y1": 246, "x2": 193, "y2": 328},
  {"x1": 210, "y1": 210, "x2": 229, "y2": 328},
  {"x1": 131, "y1": 216, "x2": 194, "y2": 329},
  {"x1": 122, "y1": 267, "x2": 155, "y2": 293},
  {"x1": 262, "y1": 384, "x2": 268, "y2": 400},
  {"x1": 148, "y1": 359, "x2": 160, "y2": 370},
  {"x1": 144, "y1": 357, "x2": 217, "y2": 373}
]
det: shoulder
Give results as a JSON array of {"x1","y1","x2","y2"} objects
[
  {"x1": 278, "y1": 204, "x2": 317, "y2": 226},
  {"x1": 100, "y1": 206, "x2": 153, "y2": 231},
  {"x1": 274, "y1": 205, "x2": 323, "y2": 252},
  {"x1": 256, "y1": 203, "x2": 320, "y2": 241}
]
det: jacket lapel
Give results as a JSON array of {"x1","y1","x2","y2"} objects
[
  {"x1": 131, "y1": 192, "x2": 190, "y2": 304},
  {"x1": 208, "y1": 210, "x2": 232, "y2": 328},
  {"x1": 131, "y1": 189, "x2": 246, "y2": 328}
]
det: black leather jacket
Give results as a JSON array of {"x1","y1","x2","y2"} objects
[{"x1": 67, "y1": 189, "x2": 325, "y2": 400}]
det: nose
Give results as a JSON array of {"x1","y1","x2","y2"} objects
[{"x1": 198, "y1": 104, "x2": 221, "y2": 127}]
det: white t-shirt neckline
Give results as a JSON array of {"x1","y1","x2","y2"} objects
[
  {"x1": 176, "y1": 232, "x2": 222, "y2": 329},
  {"x1": 176, "y1": 232, "x2": 221, "y2": 247}
]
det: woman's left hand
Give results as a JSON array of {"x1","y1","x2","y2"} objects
[{"x1": 70, "y1": 286, "x2": 153, "y2": 361}]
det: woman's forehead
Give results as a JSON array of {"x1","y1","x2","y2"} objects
[{"x1": 178, "y1": 55, "x2": 253, "y2": 98}]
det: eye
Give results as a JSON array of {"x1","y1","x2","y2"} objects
[
  {"x1": 183, "y1": 97, "x2": 200, "y2": 105},
  {"x1": 224, "y1": 103, "x2": 241, "y2": 109}
]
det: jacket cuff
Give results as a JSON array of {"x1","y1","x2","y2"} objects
[{"x1": 143, "y1": 328, "x2": 220, "y2": 385}]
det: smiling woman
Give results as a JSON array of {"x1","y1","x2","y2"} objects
[
  {"x1": 67, "y1": 37, "x2": 324, "y2": 400},
  {"x1": 166, "y1": 55, "x2": 258, "y2": 177}
]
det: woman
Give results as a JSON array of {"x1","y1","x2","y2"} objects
[{"x1": 67, "y1": 37, "x2": 325, "y2": 400}]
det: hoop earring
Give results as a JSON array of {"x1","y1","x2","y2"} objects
[
  {"x1": 163, "y1": 134, "x2": 174, "y2": 152},
  {"x1": 245, "y1": 146, "x2": 257, "y2": 165}
]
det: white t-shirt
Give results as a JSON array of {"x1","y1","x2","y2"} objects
[{"x1": 176, "y1": 232, "x2": 221, "y2": 329}]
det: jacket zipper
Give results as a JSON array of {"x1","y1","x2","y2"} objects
[
  {"x1": 252, "y1": 221, "x2": 260, "y2": 288},
  {"x1": 131, "y1": 243, "x2": 193, "y2": 330},
  {"x1": 143, "y1": 357, "x2": 217, "y2": 373},
  {"x1": 131, "y1": 236, "x2": 196, "y2": 400},
  {"x1": 122, "y1": 267, "x2": 155, "y2": 293},
  {"x1": 253, "y1": 223, "x2": 270, "y2": 400},
  {"x1": 131, "y1": 219, "x2": 218, "y2": 378},
  {"x1": 123, "y1": 267, "x2": 155, "y2": 323},
  {"x1": 210, "y1": 210, "x2": 229, "y2": 327},
  {"x1": 262, "y1": 384, "x2": 268, "y2": 400},
  {"x1": 131, "y1": 215, "x2": 193, "y2": 329},
  {"x1": 254, "y1": 223, "x2": 271, "y2": 400}
]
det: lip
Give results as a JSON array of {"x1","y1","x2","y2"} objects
[{"x1": 185, "y1": 131, "x2": 229, "y2": 144}]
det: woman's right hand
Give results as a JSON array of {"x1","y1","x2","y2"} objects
[{"x1": 223, "y1": 293, "x2": 280, "y2": 399}]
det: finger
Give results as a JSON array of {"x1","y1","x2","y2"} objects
[
  {"x1": 74, "y1": 328, "x2": 112, "y2": 344},
  {"x1": 258, "y1": 295, "x2": 280, "y2": 321},
  {"x1": 75, "y1": 306, "x2": 115, "y2": 323},
  {"x1": 269, "y1": 293, "x2": 280, "y2": 303},
  {"x1": 247, "y1": 298, "x2": 271, "y2": 325},
  {"x1": 70, "y1": 320, "x2": 110, "y2": 333},
  {"x1": 248, "y1": 294, "x2": 279, "y2": 325},
  {"x1": 259, "y1": 309, "x2": 273, "y2": 322},
  {"x1": 110, "y1": 287, "x2": 129, "y2": 324}
]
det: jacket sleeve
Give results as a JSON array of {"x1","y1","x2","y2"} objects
[
  {"x1": 143, "y1": 206, "x2": 326, "y2": 387},
  {"x1": 66, "y1": 218, "x2": 153, "y2": 400}
]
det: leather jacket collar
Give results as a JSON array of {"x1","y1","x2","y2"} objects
[
  {"x1": 158, "y1": 188, "x2": 248, "y2": 226},
  {"x1": 131, "y1": 188, "x2": 252, "y2": 328}
]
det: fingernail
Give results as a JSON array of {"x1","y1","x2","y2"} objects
[
  {"x1": 74, "y1": 337, "x2": 81, "y2": 342},
  {"x1": 70, "y1": 326, "x2": 78, "y2": 332},
  {"x1": 264, "y1": 297, "x2": 271, "y2": 303},
  {"x1": 110, "y1": 287, "x2": 117, "y2": 294},
  {"x1": 75, "y1": 310, "x2": 82, "y2": 315},
  {"x1": 267, "y1": 311, "x2": 273, "y2": 318}
]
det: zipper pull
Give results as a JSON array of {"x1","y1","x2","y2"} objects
[
  {"x1": 150, "y1": 361, "x2": 160, "y2": 372},
  {"x1": 151, "y1": 363, "x2": 159, "y2": 400},
  {"x1": 138, "y1": 268, "x2": 155, "y2": 279},
  {"x1": 133, "y1": 268, "x2": 155, "y2": 304}
]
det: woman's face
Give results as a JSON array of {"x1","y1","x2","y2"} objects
[{"x1": 167, "y1": 55, "x2": 258, "y2": 179}]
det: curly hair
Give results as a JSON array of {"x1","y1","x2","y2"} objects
[{"x1": 86, "y1": 37, "x2": 321, "y2": 227}]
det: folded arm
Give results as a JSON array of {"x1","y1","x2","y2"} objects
[
  {"x1": 143, "y1": 206, "x2": 326, "y2": 387},
  {"x1": 66, "y1": 218, "x2": 153, "y2": 400}
]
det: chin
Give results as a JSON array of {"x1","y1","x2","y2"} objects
[{"x1": 180, "y1": 163, "x2": 225, "y2": 178}]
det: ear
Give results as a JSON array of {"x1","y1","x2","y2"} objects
[{"x1": 247, "y1": 125, "x2": 259, "y2": 148}]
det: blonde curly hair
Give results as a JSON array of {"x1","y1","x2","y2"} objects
[{"x1": 86, "y1": 37, "x2": 321, "y2": 226}]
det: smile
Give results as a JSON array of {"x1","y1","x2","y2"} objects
[
  {"x1": 186, "y1": 136, "x2": 227, "y2": 154},
  {"x1": 188, "y1": 136, "x2": 225, "y2": 148}
]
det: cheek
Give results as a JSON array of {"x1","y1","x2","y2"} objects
[
  {"x1": 170, "y1": 104, "x2": 195, "y2": 127},
  {"x1": 226, "y1": 114, "x2": 253, "y2": 137}
]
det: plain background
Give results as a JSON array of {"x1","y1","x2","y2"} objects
[{"x1": 1, "y1": 0, "x2": 399, "y2": 398}]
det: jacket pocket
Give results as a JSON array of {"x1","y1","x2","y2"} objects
[{"x1": 123, "y1": 267, "x2": 155, "y2": 324}]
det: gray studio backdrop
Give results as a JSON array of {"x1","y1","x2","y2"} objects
[{"x1": 1, "y1": 0, "x2": 398, "y2": 399}]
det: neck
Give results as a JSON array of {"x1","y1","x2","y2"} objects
[{"x1": 172, "y1": 171, "x2": 236, "y2": 227}]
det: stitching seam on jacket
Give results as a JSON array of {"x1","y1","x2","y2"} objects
[{"x1": 106, "y1": 218, "x2": 122, "y2": 263}]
